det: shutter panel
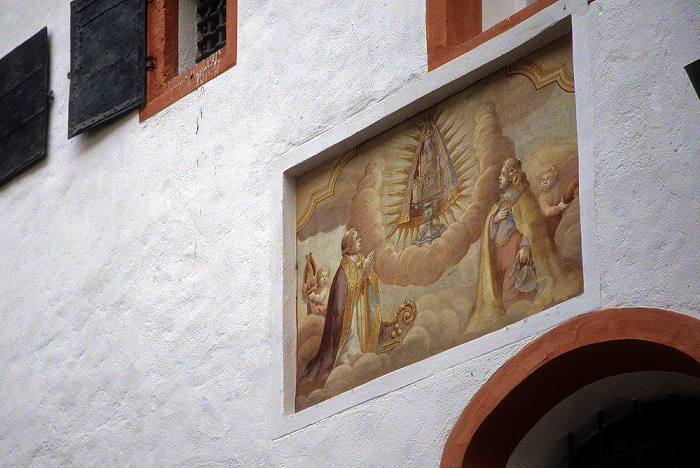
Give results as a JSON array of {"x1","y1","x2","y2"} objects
[
  {"x1": 686, "y1": 59, "x2": 700, "y2": 99},
  {"x1": 68, "y1": 0, "x2": 146, "y2": 138},
  {"x1": 0, "y1": 27, "x2": 49, "y2": 187}
]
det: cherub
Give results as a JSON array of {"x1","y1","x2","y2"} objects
[
  {"x1": 302, "y1": 264, "x2": 330, "y2": 317},
  {"x1": 537, "y1": 164, "x2": 578, "y2": 242}
]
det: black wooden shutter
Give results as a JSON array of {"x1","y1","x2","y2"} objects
[
  {"x1": 686, "y1": 59, "x2": 700, "y2": 100},
  {"x1": 68, "y1": 0, "x2": 146, "y2": 138},
  {"x1": 0, "y1": 27, "x2": 50, "y2": 187}
]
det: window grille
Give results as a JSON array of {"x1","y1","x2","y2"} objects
[
  {"x1": 568, "y1": 397, "x2": 700, "y2": 468},
  {"x1": 196, "y1": 0, "x2": 226, "y2": 62}
]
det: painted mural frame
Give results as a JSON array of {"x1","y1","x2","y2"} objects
[{"x1": 276, "y1": 15, "x2": 600, "y2": 425}]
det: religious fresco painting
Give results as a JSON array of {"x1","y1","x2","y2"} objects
[{"x1": 295, "y1": 35, "x2": 583, "y2": 411}]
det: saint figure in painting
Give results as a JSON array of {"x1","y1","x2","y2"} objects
[
  {"x1": 467, "y1": 158, "x2": 583, "y2": 332},
  {"x1": 297, "y1": 228, "x2": 384, "y2": 397}
]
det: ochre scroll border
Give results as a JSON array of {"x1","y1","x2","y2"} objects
[
  {"x1": 296, "y1": 148, "x2": 357, "y2": 233},
  {"x1": 506, "y1": 58, "x2": 575, "y2": 93}
]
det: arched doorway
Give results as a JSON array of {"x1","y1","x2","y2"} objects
[{"x1": 441, "y1": 308, "x2": 700, "y2": 468}]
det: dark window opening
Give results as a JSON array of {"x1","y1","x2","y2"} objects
[{"x1": 196, "y1": 0, "x2": 226, "y2": 63}]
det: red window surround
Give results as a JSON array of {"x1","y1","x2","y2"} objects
[
  {"x1": 140, "y1": 0, "x2": 237, "y2": 121},
  {"x1": 426, "y1": 0, "x2": 559, "y2": 71}
]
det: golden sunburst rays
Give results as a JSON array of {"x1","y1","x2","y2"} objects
[
  {"x1": 405, "y1": 131, "x2": 422, "y2": 143},
  {"x1": 381, "y1": 111, "x2": 479, "y2": 250}
]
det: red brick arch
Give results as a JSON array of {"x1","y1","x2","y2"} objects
[{"x1": 441, "y1": 308, "x2": 700, "y2": 468}]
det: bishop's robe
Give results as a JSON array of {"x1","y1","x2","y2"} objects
[
  {"x1": 297, "y1": 253, "x2": 382, "y2": 398},
  {"x1": 466, "y1": 189, "x2": 583, "y2": 334}
]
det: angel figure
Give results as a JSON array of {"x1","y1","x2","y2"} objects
[{"x1": 302, "y1": 252, "x2": 330, "y2": 317}]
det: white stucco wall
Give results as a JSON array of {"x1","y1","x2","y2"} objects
[{"x1": 0, "y1": 0, "x2": 698, "y2": 466}]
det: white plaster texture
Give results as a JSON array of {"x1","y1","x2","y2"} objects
[
  {"x1": 588, "y1": 0, "x2": 700, "y2": 313},
  {"x1": 0, "y1": 0, "x2": 698, "y2": 466}
]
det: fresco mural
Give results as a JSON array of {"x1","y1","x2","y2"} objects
[{"x1": 295, "y1": 35, "x2": 583, "y2": 411}]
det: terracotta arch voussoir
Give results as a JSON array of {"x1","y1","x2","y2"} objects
[{"x1": 441, "y1": 307, "x2": 700, "y2": 468}]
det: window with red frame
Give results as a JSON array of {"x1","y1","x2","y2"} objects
[
  {"x1": 141, "y1": 0, "x2": 236, "y2": 120},
  {"x1": 67, "y1": 0, "x2": 236, "y2": 136},
  {"x1": 426, "y1": 0, "x2": 560, "y2": 70}
]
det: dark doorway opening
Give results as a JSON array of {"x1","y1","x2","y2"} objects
[{"x1": 568, "y1": 397, "x2": 700, "y2": 468}]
